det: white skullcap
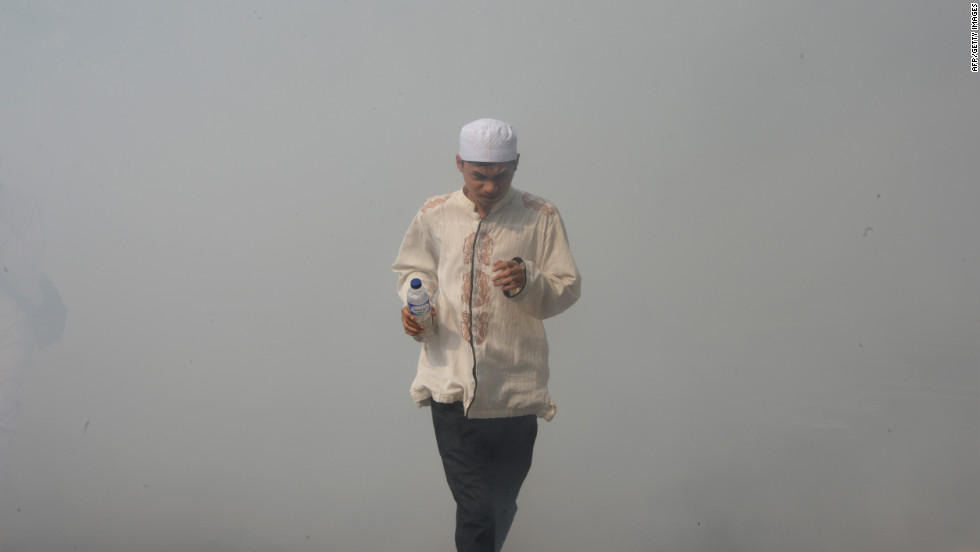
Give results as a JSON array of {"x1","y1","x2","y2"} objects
[{"x1": 458, "y1": 118, "x2": 518, "y2": 163}]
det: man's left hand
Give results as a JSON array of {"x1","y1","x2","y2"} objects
[{"x1": 492, "y1": 259, "x2": 525, "y2": 293}]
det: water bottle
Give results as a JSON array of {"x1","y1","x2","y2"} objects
[{"x1": 407, "y1": 278, "x2": 434, "y2": 342}]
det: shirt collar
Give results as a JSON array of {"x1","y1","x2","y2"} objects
[{"x1": 456, "y1": 186, "x2": 518, "y2": 219}]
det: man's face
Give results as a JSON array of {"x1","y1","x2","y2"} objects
[{"x1": 457, "y1": 154, "x2": 520, "y2": 214}]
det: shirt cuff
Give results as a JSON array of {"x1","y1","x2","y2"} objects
[{"x1": 503, "y1": 257, "x2": 525, "y2": 298}]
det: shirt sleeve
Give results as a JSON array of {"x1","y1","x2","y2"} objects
[
  {"x1": 392, "y1": 210, "x2": 440, "y2": 304},
  {"x1": 509, "y1": 208, "x2": 580, "y2": 319}
]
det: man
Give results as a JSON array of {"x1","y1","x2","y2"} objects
[{"x1": 392, "y1": 118, "x2": 581, "y2": 552}]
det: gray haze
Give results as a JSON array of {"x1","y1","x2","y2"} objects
[{"x1": 1, "y1": 1, "x2": 977, "y2": 551}]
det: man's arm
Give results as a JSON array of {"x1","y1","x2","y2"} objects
[
  {"x1": 392, "y1": 211, "x2": 440, "y2": 334},
  {"x1": 505, "y1": 209, "x2": 580, "y2": 319}
]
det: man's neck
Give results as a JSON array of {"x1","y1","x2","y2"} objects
[{"x1": 462, "y1": 187, "x2": 491, "y2": 218}]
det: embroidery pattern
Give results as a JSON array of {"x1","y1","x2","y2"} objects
[
  {"x1": 461, "y1": 271, "x2": 492, "y2": 308},
  {"x1": 521, "y1": 192, "x2": 557, "y2": 215},
  {"x1": 463, "y1": 232, "x2": 493, "y2": 265},
  {"x1": 461, "y1": 229, "x2": 494, "y2": 344},
  {"x1": 421, "y1": 193, "x2": 452, "y2": 213},
  {"x1": 460, "y1": 311, "x2": 490, "y2": 345}
]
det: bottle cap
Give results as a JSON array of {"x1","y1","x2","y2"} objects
[{"x1": 410, "y1": 278, "x2": 422, "y2": 289}]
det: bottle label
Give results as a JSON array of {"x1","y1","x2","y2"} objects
[{"x1": 409, "y1": 301, "x2": 430, "y2": 316}]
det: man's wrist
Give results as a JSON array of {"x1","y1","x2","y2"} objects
[{"x1": 504, "y1": 257, "x2": 525, "y2": 298}]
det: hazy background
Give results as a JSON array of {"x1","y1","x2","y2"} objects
[{"x1": 1, "y1": 1, "x2": 977, "y2": 551}]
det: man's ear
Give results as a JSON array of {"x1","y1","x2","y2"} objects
[
  {"x1": 513, "y1": 153, "x2": 520, "y2": 172},
  {"x1": 456, "y1": 154, "x2": 464, "y2": 172}
]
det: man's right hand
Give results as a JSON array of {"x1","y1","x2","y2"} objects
[{"x1": 401, "y1": 305, "x2": 436, "y2": 338}]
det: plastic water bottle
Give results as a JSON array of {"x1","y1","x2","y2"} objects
[{"x1": 407, "y1": 278, "x2": 433, "y2": 342}]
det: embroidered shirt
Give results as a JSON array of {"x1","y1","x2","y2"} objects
[{"x1": 393, "y1": 186, "x2": 581, "y2": 420}]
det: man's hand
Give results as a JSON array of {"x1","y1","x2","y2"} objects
[
  {"x1": 492, "y1": 259, "x2": 525, "y2": 294},
  {"x1": 401, "y1": 305, "x2": 437, "y2": 338}
]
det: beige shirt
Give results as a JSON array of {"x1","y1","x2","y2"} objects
[{"x1": 393, "y1": 187, "x2": 581, "y2": 420}]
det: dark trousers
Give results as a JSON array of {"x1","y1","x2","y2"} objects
[{"x1": 431, "y1": 401, "x2": 538, "y2": 552}]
